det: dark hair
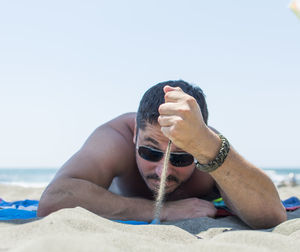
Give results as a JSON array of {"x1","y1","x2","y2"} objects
[{"x1": 136, "y1": 80, "x2": 208, "y2": 132}]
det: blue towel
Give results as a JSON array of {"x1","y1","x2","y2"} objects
[
  {"x1": 0, "y1": 209, "x2": 37, "y2": 220},
  {"x1": 1, "y1": 197, "x2": 299, "y2": 223},
  {"x1": 0, "y1": 199, "x2": 39, "y2": 209},
  {"x1": 114, "y1": 220, "x2": 149, "y2": 225},
  {"x1": 282, "y1": 196, "x2": 300, "y2": 210},
  {"x1": 0, "y1": 198, "x2": 39, "y2": 220}
]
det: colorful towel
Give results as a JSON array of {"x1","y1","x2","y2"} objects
[
  {"x1": 282, "y1": 196, "x2": 300, "y2": 211},
  {"x1": 0, "y1": 198, "x2": 39, "y2": 220},
  {"x1": 1, "y1": 197, "x2": 299, "y2": 223}
]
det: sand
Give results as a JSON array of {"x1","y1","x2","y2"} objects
[{"x1": 1, "y1": 184, "x2": 300, "y2": 252}]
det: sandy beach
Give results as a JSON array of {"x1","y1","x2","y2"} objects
[{"x1": 1, "y1": 184, "x2": 300, "y2": 252}]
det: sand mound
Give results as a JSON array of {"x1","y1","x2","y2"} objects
[{"x1": 1, "y1": 184, "x2": 300, "y2": 251}]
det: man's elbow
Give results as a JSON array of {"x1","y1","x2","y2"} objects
[
  {"x1": 37, "y1": 204, "x2": 52, "y2": 217},
  {"x1": 37, "y1": 183, "x2": 70, "y2": 217},
  {"x1": 274, "y1": 208, "x2": 288, "y2": 226},
  {"x1": 250, "y1": 206, "x2": 287, "y2": 229},
  {"x1": 37, "y1": 198, "x2": 60, "y2": 217}
]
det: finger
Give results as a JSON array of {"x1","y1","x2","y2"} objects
[
  {"x1": 206, "y1": 206, "x2": 217, "y2": 218},
  {"x1": 158, "y1": 115, "x2": 181, "y2": 127},
  {"x1": 158, "y1": 103, "x2": 183, "y2": 116},
  {"x1": 191, "y1": 202, "x2": 217, "y2": 217},
  {"x1": 197, "y1": 199, "x2": 216, "y2": 208},
  {"x1": 196, "y1": 200, "x2": 217, "y2": 218},
  {"x1": 163, "y1": 85, "x2": 182, "y2": 94},
  {"x1": 164, "y1": 89, "x2": 186, "y2": 103}
]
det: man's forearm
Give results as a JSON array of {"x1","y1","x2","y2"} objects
[
  {"x1": 37, "y1": 178, "x2": 156, "y2": 222},
  {"x1": 210, "y1": 147, "x2": 287, "y2": 229},
  {"x1": 192, "y1": 128, "x2": 286, "y2": 229}
]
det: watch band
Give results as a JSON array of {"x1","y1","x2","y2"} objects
[{"x1": 195, "y1": 134, "x2": 230, "y2": 173}]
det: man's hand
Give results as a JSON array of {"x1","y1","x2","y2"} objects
[
  {"x1": 158, "y1": 85, "x2": 220, "y2": 162},
  {"x1": 162, "y1": 198, "x2": 217, "y2": 221}
]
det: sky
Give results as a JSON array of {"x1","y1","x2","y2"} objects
[{"x1": 0, "y1": 0, "x2": 299, "y2": 169}]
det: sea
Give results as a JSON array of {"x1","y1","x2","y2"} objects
[
  {"x1": 0, "y1": 167, "x2": 299, "y2": 188},
  {"x1": 0, "y1": 168, "x2": 59, "y2": 188}
]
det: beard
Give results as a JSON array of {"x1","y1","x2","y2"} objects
[
  {"x1": 145, "y1": 173, "x2": 180, "y2": 199},
  {"x1": 145, "y1": 173, "x2": 179, "y2": 184},
  {"x1": 145, "y1": 173, "x2": 194, "y2": 201}
]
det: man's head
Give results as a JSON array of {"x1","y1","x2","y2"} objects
[
  {"x1": 134, "y1": 80, "x2": 208, "y2": 195},
  {"x1": 136, "y1": 80, "x2": 208, "y2": 133}
]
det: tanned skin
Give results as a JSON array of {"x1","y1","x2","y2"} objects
[{"x1": 37, "y1": 86, "x2": 287, "y2": 229}]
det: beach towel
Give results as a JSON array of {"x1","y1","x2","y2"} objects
[
  {"x1": 0, "y1": 198, "x2": 39, "y2": 220},
  {"x1": 1, "y1": 197, "x2": 299, "y2": 222},
  {"x1": 282, "y1": 196, "x2": 300, "y2": 211}
]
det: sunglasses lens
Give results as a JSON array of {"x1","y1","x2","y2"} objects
[
  {"x1": 138, "y1": 146, "x2": 194, "y2": 167},
  {"x1": 138, "y1": 146, "x2": 163, "y2": 162},
  {"x1": 170, "y1": 153, "x2": 194, "y2": 167}
]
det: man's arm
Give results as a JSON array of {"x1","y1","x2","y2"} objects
[
  {"x1": 37, "y1": 113, "x2": 155, "y2": 221},
  {"x1": 37, "y1": 176, "x2": 157, "y2": 221},
  {"x1": 209, "y1": 138, "x2": 286, "y2": 229},
  {"x1": 38, "y1": 176, "x2": 218, "y2": 221},
  {"x1": 158, "y1": 85, "x2": 287, "y2": 229}
]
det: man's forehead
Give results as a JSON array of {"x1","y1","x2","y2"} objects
[
  {"x1": 143, "y1": 137, "x2": 159, "y2": 146},
  {"x1": 138, "y1": 127, "x2": 185, "y2": 152},
  {"x1": 138, "y1": 123, "x2": 166, "y2": 142}
]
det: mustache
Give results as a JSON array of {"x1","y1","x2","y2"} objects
[{"x1": 146, "y1": 174, "x2": 179, "y2": 184}]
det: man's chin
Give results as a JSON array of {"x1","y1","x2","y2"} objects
[
  {"x1": 148, "y1": 180, "x2": 178, "y2": 195},
  {"x1": 164, "y1": 181, "x2": 178, "y2": 192}
]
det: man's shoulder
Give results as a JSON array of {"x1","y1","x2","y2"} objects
[
  {"x1": 113, "y1": 112, "x2": 136, "y2": 125},
  {"x1": 105, "y1": 112, "x2": 136, "y2": 127},
  {"x1": 83, "y1": 112, "x2": 136, "y2": 150},
  {"x1": 70, "y1": 113, "x2": 137, "y2": 183},
  {"x1": 98, "y1": 112, "x2": 136, "y2": 141}
]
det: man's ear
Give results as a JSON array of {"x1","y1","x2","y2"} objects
[{"x1": 133, "y1": 119, "x2": 137, "y2": 144}]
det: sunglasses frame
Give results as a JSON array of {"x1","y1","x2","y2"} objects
[{"x1": 136, "y1": 145, "x2": 196, "y2": 167}]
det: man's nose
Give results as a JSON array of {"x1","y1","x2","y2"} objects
[{"x1": 155, "y1": 161, "x2": 171, "y2": 178}]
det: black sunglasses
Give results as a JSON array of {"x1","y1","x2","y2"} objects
[{"x1": 137, "y1": 145, "x2": 195, "y2": 167}]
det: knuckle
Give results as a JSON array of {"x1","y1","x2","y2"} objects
[
  {"x1": 210, "y1": 208, "x2": 217, "y2": 218},
  {"x1": 178, "y1": 108, "x2": 189, "y2": 118},
  {"x1": 158, "y1": 104, "x2": 164, "y2": 114},
  {"x1": 157, "y1": 115, "x2": 162, "y2": 123},
  {"x1": 185, "y1": 96, "x2": 196, "y2": 105},
  {"x1": 164, "y1": 92, "x2": 172, "y2": 100},
  {"x1": 174, "y1": 118, "x2": 184, "y2": 127}
]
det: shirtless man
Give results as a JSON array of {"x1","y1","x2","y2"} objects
[{"x1": 37, "y1": 80, "x2": 286, "y2": 229}]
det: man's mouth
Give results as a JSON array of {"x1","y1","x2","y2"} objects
[
  {"x1": 148, "y1": 179, "x2": 177, "y2": 191},
  {"x1": 146, "y1": 174, "x2": 179, "y2": 184}
]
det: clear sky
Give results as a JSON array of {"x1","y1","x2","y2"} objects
[{"x1": 0, "y1": 0, "x2": 299, "y2": 169}]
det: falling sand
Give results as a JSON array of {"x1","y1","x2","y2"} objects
[{"x1": 153, "y1": 140, "x2": 172, "y2": 223}]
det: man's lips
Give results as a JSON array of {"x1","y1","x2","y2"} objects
[
  {"x1": 149, "y1": 179, "x2": 176, "y2": 188},
  {"x1": 146, "y1": 174, "x2": 179, "y2": 184}
]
